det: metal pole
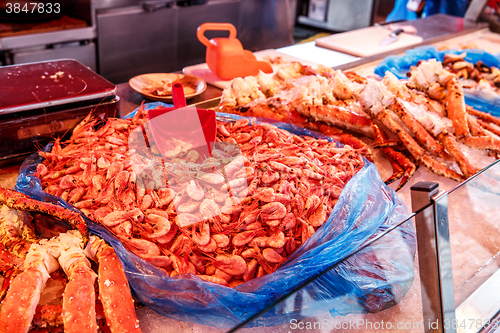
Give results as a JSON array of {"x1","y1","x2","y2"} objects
[{"x1": 411, "y1": 181, "x2": 456, "y2": 333}]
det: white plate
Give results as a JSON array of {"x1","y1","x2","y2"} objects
[{"x1": 129, "y1": 73, "x2": 207, "y2": 102}]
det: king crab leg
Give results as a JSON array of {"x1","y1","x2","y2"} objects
[
  {"x1": 85, "y1": 236, "x2": 141, "y2": 333},
  {"x1": 295, "y1": 104, "x2": 374, "y2": 137},
  {"x1": 0, "y1": 212, "x2": 140, "y2": 333},
  {"x1": 372, "y1": 123, "x2": 417, "y2": 190},
  {"x1": 391, "y1": 96, "x2": 480, "y2": 178},
  {"x1": 467, "y1": 106, "x2": 500, "y2": 128},
  {"x1": 0, "y1": 202, "x2": 38, "y2": 305},
  {"x1": 436, "y1": 131, "x2": 480, "y2": 178},
  {"x1": 312, "y1": 121, "x2": 374, "y2": 162},
  {"x1": 0, "y1": 185, "x2": 88, "y2": 246},
  {"x1": 0, "y1": 244, "x2": 20, "y2": 303},
  {"x1": 407, "y1": 60, "x2": 500, "y2": 160},
  {"x1": 375, "y1": 109, "x2": 464, "y2": 181},
  {"x1": 0, "y1": 239, "x2": 60, "y2": 333},
  {"x1": 384, "y1": 70, "x2": 483, "y2": 178},
  {"x1": 357, "y1": 79, "x2": 465, "y2": 182},
  {"x1": 445, "y1": 77, "x2": 470, "y2": 138},
  {"x1": 382, "y1": 147, "x2": 417, "y2": 190},
  {"x1": 57, "y1": 233, "x2": 99, "y2": 333},
  {"x1": 388, "y1": 99, "x2": 447, "y2": 157},
  {"x1": 446, "y1": 78, "x2": 500, "y2": 151}
]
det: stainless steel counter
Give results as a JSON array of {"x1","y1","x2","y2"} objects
[{"x1": 276, "y1": 14, "x2": 488, "y2": 71}]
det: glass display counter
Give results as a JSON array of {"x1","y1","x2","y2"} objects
[{"x1": 221, "y1": 159, "x2": 500, "y2": 333}]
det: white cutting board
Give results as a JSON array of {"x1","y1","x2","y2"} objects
[
  {"x1": 315, "y1": 26, "x2": 424, "y2": 57},
  {"x1": 182, "y1": 49, "x2": 318, "y2": 90}
]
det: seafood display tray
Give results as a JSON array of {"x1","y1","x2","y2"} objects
[
  {"x1": 0, "y1": 59, "x2": 116, "y2": 115},
  {"x1": 0, "y1": 59, "x2": 119, "y2": 166},
  {"x1": 0, "y1": 96, "x2": 120, "y2": 167}
]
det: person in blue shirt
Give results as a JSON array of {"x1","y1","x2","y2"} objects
[{"x1": 386, "y1": 0, "x2": 470, "y2": 22}]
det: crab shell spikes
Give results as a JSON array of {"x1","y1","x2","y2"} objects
[{"x1": 0, "y1": 185, "x2": 89, "y2": 246}]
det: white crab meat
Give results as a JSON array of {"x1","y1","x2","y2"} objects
[
  {"x1": 221, "y1": 88, "x2": 237, "y2": 107},
  {"x1": 329, "y1": 70, "x2": 363, "y2": 100},
  {"x1": 478, "y1": 78, "x2": 495, "y2": 91},
  {"x1": 289, "y1": 75, "x2": 335, "y2": 106},
  {"x1": 275, "y1": 62, "x2": 303, "y2": 81},
  {"x1": 314, "y1": 64, "x2": 335, "y2": 77},
  {"x1": 31, "y1": 230, "x2": 83, "y2": 270},
  {"x1": 399, "y1": 99, "x2": 454, "y2": 137},
  {"x1": 383, "y1": 71, "x2": 412, "y2": 99},
  {"x1": 0, "y1": 204, "x2": 33, "y2": 237},
  {"x1": 229, "y1": 76, "x2": 266, "y2": 106},
  {"x1": 255, "y1": 71, "x2": 280, "y2": 96},
  {"x1": 24, "y1": 243, "x2": 59, "y2": 277},
  {"x1": 408, "y1": 59, "x2": 454, "y2": 91},
  {"x1": 382, "y1": 72, "x2": 447, "y2": 117},
  {"x1": 59, "y1": 245, "x2": 91, "y2": 274},
  {"x1": 357, "y1": 78, "x2": 394, "y2": 115}
]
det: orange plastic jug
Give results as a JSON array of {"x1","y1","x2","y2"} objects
[{"x1": 197, "y1": 23, "x2": 273, "y2": 80}]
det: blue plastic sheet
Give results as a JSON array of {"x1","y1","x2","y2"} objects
[
  {"x1": 386, "y1": 0, "x2": 469, "y2": 23},
  {"x1": 374, "y1": 45, "x2": 500, "y2": 117},
  {"x1": 15, "y1": 105, "x2": 416, "y2": 328}
]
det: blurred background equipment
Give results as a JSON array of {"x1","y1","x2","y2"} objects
[
  {"x1": 296, "y1": 0, "x2": 396, "y2": 31},
  {"x1": 0, "y1": 0, "x2": 297, "y2": 83}
]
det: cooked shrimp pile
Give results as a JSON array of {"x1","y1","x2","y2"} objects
[{"x1": 33, "y1": 107, "x2": 365, "y2": 286}]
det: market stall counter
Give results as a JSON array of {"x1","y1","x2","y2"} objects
[{"x1": 117, "y1": 25, "x2": 500, "y2": 332}]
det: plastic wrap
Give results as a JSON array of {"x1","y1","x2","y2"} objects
[
  {"x1": 15, "y1": 104, "x2": 416, "y2": 328},
  {"x1": 374, "y1": 45, "x2": 500, "y2": 117}
]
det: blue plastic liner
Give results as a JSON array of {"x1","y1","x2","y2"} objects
[
  {"x1": 387, "y1": 0, "x2": 469, "y2": 23},
  {"x1": 374, "y1": 45, "x2": 500, "y2": 117},
  {"x1": 15, "y1": 104, "x2": 416, "y2": 328}
]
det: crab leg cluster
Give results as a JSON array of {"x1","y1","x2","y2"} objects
[
  {"x1": 385, "y1": 60, "x2": 500, "y2": 178},
  {"x1": 0, "y1": 185, "x2": 141, "y2": 332},
  {"x1": 0, "y1": 230, "x2": 92, "y2": 333},
  {"x1": 219, "y1": 60, "x2": 500, "y2": 188}
]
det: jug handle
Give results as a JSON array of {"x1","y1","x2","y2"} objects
[{"x1": 197, "y1": 23, "x2": 237, "y2": 48}]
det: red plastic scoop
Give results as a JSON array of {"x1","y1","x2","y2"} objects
[{"x1": 147, "y1": 83, "x2": 216, "y2": 159}]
